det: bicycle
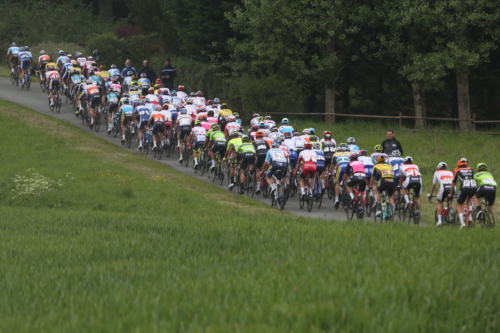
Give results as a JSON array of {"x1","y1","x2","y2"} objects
[
  {"x1": 141, "y1": 129, "x2": 152, "y2": 155},
  {"x1": 183, "y1": 142, "x2": 191, "y2": 167},
  {"x1": 298, "y1": 170, "x2": 314, "y2": 212},
  {"x1": 37, "y1": 70, "x2": 47, "y2": 92},
  {"x1": 364, "y1": 188, "x2": 375, "y2": 217},
  {"x1": 289, "y1": 172, "x2": 299, "y2": 198},
  {"x1": 21, "y1": 67, "x2": 31, "y2": 91},
  {"x1": 194, "y1": 143, "x2": 205, "y2": 174},
  {"x1": 260, "y1": 171, "x2": 269, "y2": 199},
  {"x1": 94, "y1": 105, "x2": 103, "y2": 132},
  {"x1": 463, "y1": 196, "x2": 476, "y2": 228},
  {"x1": 374, "y1": 190, "x2": 394, "y2": 223},
  {"x1": 399, "y1": 188, "x2": 420, "y2": 224},
  {"x1": 111, "y1": 114, "x2": 121, "y2": 138},
  {"x1": 268, "y1": 170, "x2": 289, "y2": 210},
  {"x1": 476, "y1": 199, "x2": 495, "y2": 228},
  {"x1": 394, "y1": 187, "x2": 405, "y2": 216},
  {"x1": 346, "y1": 186, "x2": 364, "y2": 220},
  {"x1": 10, "y1": 63, "x2": 20, "y2": 86},
  {"x1": 429, "y1": 196, "x2": 456, "y2": 227},
  {"x1": 325, "y1": 173, "x2": 335, "y2": 200},
  {"x1": 245, "y1": 166, "x2": 255, "y2": 198},
  {"x1": 313, "y1": 172, "x2": 323, "y2": 208},
  {"x1": 125, "y1": 122, "x2": 134, "y2": 148},
  {"x1": 335, "y1": 182, "x2": 349, "y2": 212},
  {"x1": 211, "y1": 151, "x2": 225, "y2": 186},
  {"x1": 49, "y1": 85, "x2": 62, "y2": 114}
]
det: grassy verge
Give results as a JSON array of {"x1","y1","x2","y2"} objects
[{"x1": 0, "y1": 101, "x2": 499, "y2": 331}]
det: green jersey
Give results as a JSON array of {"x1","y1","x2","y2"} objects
[
  {"x1": 209, "y1": 130, "x2": 226, "y2": 142},
  {"x1": 227, "y1": 138, "x2": 242, "y2": 150},
  {"x1": 236, "y1": 142, "x2": 256, "y2": 154},
  {"x1": 474, "y1": 171, "x2": 497, "y2": 187}
]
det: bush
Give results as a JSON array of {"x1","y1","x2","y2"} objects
[
  {"x1": 123, "y1": 33, "x2": 161, "y2": 69},
  {"x1": 31, "y1": 42, "x2": 88, "y2": 63},
  {"x1": 86, "y1": 33, "x2": 125, "y2": 69}
]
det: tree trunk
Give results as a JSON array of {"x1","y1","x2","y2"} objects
[
  {"x1": 456, "y1": 68, "x2": 472, "y2": 131},
  {"x1": 411, "y1": 81, "x2": 426, "y2": 128},
  {"x1": 325, "y1": 80, "x2": 336, "y2": 124}
]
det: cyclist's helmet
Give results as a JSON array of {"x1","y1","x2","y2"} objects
[
  {"x1": 200, "y1": 115, "x2": 207, "y2": 121},
  {"x1": 24, "y1": 46, "x2": 29, "y2": 51},
  {"x1": 67, "y1": 53, "x2": 72, "y2": 58},
  {"x1": 230, "y1": 131, "x2": 238, "y2": 138},
  {"x1": 155, "y1": 105, "x2": 162, "y2": 111},
  {"x1": 258, "y1": 116, "x2": 264, "y2": 122},
  {"x1": 212, "y1": 125, "x2": 221, "y2": 131},
  {"x1": 292, "y1": 130, "x2": 300, "y2": 136},
  {"x1": 179, "y1": 108, "x2": 187, "y2": 114},
  {"x1": 207, "y1": 110, "x2": 214, "y2": 117},
  {"x1": 228, "y1": 115, "x2": 236, "y2": 122},
  {"x1": 211, "y1": 123, "x2": 219, "y2": 129},
  {"x1": 242, "y1": 136, "x2": 250, "y2": 143},
  {"x1": 403, "y1": 156, "x2": 413, "y2": 163},
  {"x1": 312, "y1": 142, "x2": 321, "y2": 149},
  {"x1": 309, "y1": 128, "x2": 316, "y2": 135},
  {"x1": 253, "y1": 113, "x2": 259, "y2": 118},
  {"x1": 162, "y1": 104, "x2": 169, "y2": 110},
  {"x1": 88, "y1": 56, "x2": 93, "y2": 61},
  {"x1": 338, "y1": 143, "x2": 348, "y2": 151},
  {"x1": 20, "y1": 47, "x2": 25, "y2": 52},
  {"x1": 265, "y1": 115, "x2": 272, "y2": 120},
  {"x1": 350, "y1": 153, "x2": 359, "y2": 161},
  {"x1": 194, "y1": 120, "x2": 202, "y2": 126},
  {"x1": 304, "y1": 142, "x2": 313, "y2": 149},
  {"x1": 270, "y1": 126, "x2": 278, "y2": 132},
  {"x1": 154, "y1": 79, "x2": 161, "y2": 84},
  {"x1": 436, "y1": 162, "x2": 447, "y2": 170},
  {"x1": 258, "y1": 122, "x2": 266, "y2": 128},
  {"x1": 11, "y1": 42, "x2": 16, "y2": 46},
  {"x1": 374, "y1": 144, "x2": 383, "y2": 151},
  {"x1": 40, "y1": 50, "x2": 45, "y2": 55},
  {"x1": 122, "y1": 98, "x2": 130, "y2": 104},
  {"x1": 391, "y1": 150, "x2": 401, "y2": 157},
  {"x1": 281, "y1": 118, "x2": 289, "y2": 124},
  {"x1": 278, "y1": 134, "x2": 285, "y2": 142},
  {"x1": 477, "y1": 163, "x2": 487, "y2": 171},
  {"x1": 272, "y1": 141, "x2": 280, "y2": 148},
  {"x1": 309, "y1": 135, "x2": 318, "y2": 142},
  {"x1": 148, "y1": 87, "x2": 154, "y2": 94},
  {"x1": 112, "y1": 78, "x2": 119, "y2": 84},
  {"x1": 110, "y1": 64, "x2": 117, "y2": 69},
  {"x1": 177, "y1": 85, "x2": 185, "y2": 91},
  {"x1": 251, "y1": 125, "x2": 258, "y2": 131},
  {"x1": 206, "y1": 100, "x2": 213, "y2": 106},
  {"x1": 185, "y1": 97, "x2": 193, "y2": 104},
  {"x1": 47, "y1": 65, "x2": 55, "y2": 70},
  {"x1": 140, "y1": 73, "x2": 147, "y2": 78},
  {"x1": 86, "y1": 78, "x2": 92, "y2": 84},
  {"x1": 138, "y1": 99, "x2": 145, "y2": 105},
  {"x1": 323, "y1": 131, "x2": 332, "y2": 139},
  {"x1": 376, "y1": 155, "x2": 387, "y2": 163},
  {"x1": 130, "y1": 86, "x2": 139, "y2": 91},
  {"x1": 214, "y1": 97, "x2": 220, "y2": 104},
  {"x1": 58, "y1": 50, "x2": 64, "y2": 55},
  {"x1": 457, "y1": 158, "x2": 468, "y2": 167},
  {"x1": 197, "y1": 91, "x2": 203, "y2": 96},
  {"x1": 238, "y1": 126, "x2": 244, "y2": 133},
  {"x1": 347, "y1": 137, "x2": 355, "y2": 144},
  {"x1": 255, "y1": 130, "x2": 264, "y2": 138},
  {"x1": 303, "y1": 128, "x2": 310, "y2": 135},
  {"x1": 283, "y1": 132, "x2": 292, "y2": 138},
  {"x1": 359, "y1": 150, "x2": 368, "y2": 156},
  {"x1": 233, "y1": 112, "x2": 239, "y2": 119}
]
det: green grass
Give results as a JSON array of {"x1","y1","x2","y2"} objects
[{"x1": 0, "y1": 100, "x2": 499, "y2": 332}]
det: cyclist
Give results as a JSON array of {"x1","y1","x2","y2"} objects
[
  {"x1": 428, "y1": 162, "x2": 454, "y2": 227},
  {"x1": 250, "y1": 113, "x2": 260, "y2": 127},
  {"x1": 175, "y1": 108, "x2": 193, "y2": 163},
  {"x1": 312, "y1": 142, "x2": 326, "y2": 189},
  {"x1": 449, "y1": 158, "x2": 476, "y2": 228},
  {"x1": 388, "y1": 149, "x2": 404, "y2": 188},
  {"x1": 343, "y1": 153, "x2": 367, "y2": 209},
  {"x1": 370, "y1": 155, "x2": 396, "y2": 217},
  {"x1": 76, "y1": 53, "x2": 87, "y2": 68},
  {"x1": 473, "y1": 163, "x2": 497, "y2": 220},
  {"x1": 301, "y1": 128, "x2": 310, "y2": 144},
  {"x1": 45, "y1": 64, "x2": 61, "y2": 107},
  {"x1": 235, "y1": 136, "x2": 256, "y2": 194},
  {"x1": 358, "y1": 150, "x2": 374, "y2": 184},
  {"x1": 18, "y1": 46, "x2": 32, "y2": 87},
  {"x1": 160, "y1": 104, "x2": 173, "y2": 145},
  {"x1": 278, "y1": 118, "x2": 294, "y2": 135},
  {"x1": 106, "y1": 86, "x2": 121, "y2": 132},
  {"x1": 189, "y1": 120, "x2": 207, "y2": 170},
  {"x1": 6, "y1": 42, "x2": 20, "y2": 73},
  {"x1": 264, "y1": 115, "x2": 276, "y2": 128},
  {"x1": 176, "y1": 85, "x2": 187, "y2": 100},
  {"x1": 225, "y1": 115, "x2": 240, "y2": 139},
  {"x1": 135, "y1": 99, "x2": 152, "y2": 149},
  {"x1": 294, "y1": 142, "x2": 317, "y2": 200},
  {"x1": 258, "y1": 121, "x2": 270, "y2": 138},
  {"x1": 81, "y1": 78, "x2": 101, "y2": 128},
  {"x1": 59, "y1": 58, "x2": 74, "y2": 91},
  {"x1": 321, "y1": 130, "x2": 336, "y2": 174},
  {"x1": 332, "y1": 143, "x2": 351, "y2": 208},
  {"x1": 205, "y1": 124, "x2": 227, "y2": 172},
  {"x1": 138, "y1": 73, "x2": 151, "y2": 96},
  {"x1": 371, "y1": 145, "x2": 388, "y2": 165},
  {"x1": 293, "y1": 130, "x2": 305, "y2": 160},
  {"x1": 147, "y1": 105, "x2": 165, "y2": 150},
  {"x1": 225, "y1": 131, "x2": 242, "y2": 190},
  {"x1": 399, "y1": 156, "x2": 422, "y2": 215},
  {"x1": 262, "y1": 141, "x2": 289, "y2": 194},
  {"x1": 347, "y1": 137, "x2": 360, "y2": 153},
  {"x1": 55, "y1": 50, "x2": 68, "y2": 68},
  {"x1": 253, "y1": 131, "x2": 271, "y2": 194},
  {"x1": 37, "y1": 50, "x2": 51, "y2": 85}
]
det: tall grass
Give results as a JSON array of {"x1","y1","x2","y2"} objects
[{"x1": 0, "y1": 100, "x2": 499, "y2": 332}]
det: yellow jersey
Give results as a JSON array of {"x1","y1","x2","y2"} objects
[{"x1": 373, "y1": 163, "x2": 394, "y2": 181}]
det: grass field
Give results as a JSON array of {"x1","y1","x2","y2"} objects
[{"x1": 0, "y1": 100, "x2": 499, "y2": 332}]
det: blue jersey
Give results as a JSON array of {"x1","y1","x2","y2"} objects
[
  {"x1": 348, "y1": 144, "x2": 360, "y2": 153},
  {"x1": 121, "y1": 67, "x2": 137, "y2": 78},
  {"x1": 388, "y1": 157, "x2": 404, "y2": 178},
  {"x1": 313, "y1": 149, "x2": 326, "y2": 168},
  {"x1": 136, "y1": 105, "x2": 151, "y2": 116},
  {"x1": 265, "y1": 148, "x2": 287, "y2": 164},
  {"x1": 108, "y1": 68, "x2": 120, "y2": 78},
  {"x1": 56, "y1": 56, "x2": 68, "y2": 66},
  {"x1": 107, "y1": 92, "x2": 120, "y2": 105},
  {"x1": 138, "y1": 78, "x2": 150, "y2": 89},
  {"x1": 121, "y1": 105, "x2": 134, "y2": 115},
  {"x1": 7, "y1": 46, "x2": 20, "y2": 56}
]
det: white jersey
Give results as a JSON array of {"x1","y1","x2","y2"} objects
[
  {"x1": 150, "y1": 110, "x2": 165, "y2": 122},
  {"x1": 250, "y1": 117, "x2": 260, "y2": 127},
  {"x1": 226, "y1": 121, "x2": 240, "y2": 134},
  {"x1": 432, "y1": 170, "x2": 453, "y2": 186},
  {"x1": 176, "y1": 91, "x2": 188, "y2": 100},
  {"x1": 196, "y1": 111, "x2": 208, "y2": 120},
  {"x1": 293, "y1": 136, "x2": 305, "y2": 149},
  {"x1": 298, "y1": 150, "x2": 317, "y2": 163},
  {"x1": 259, "y1": 128, "x2": 270, "y2": 137},
  {"x1": 371, "y1": 152, "x2": 389, "y2": 165},
  {"x1": 177, "y1": 114, "x2": 192, "y2": 126},
  {"x1": 161, "y1": 95, "x2": 173, "y2": 104},
  {"x1": 358, "y1": 156, "x2": 374, "y2": 167},
  {"x1": 400, "y1": 164, "x2": 421, "y2": 177},
  {"x1": 184, "y1": 104, "x2": 197, "y2": 116},
  {"x1": 190, "y1": 126, "x2": 206, "y2": 141},
  {"x1": 283, "y1": 138, "x2": 296, "y2": 152},
  {"x1": 300, "y1": 134, "x2": 309, "y2": 142},
  {"x1": 268, "y1": 132, "x2": 280, "y2": 141},
  {"x1": 76, "y1": 57, "x2": 87, "y2": 67},
  {"x1": 160, "y1": 110, "x2": 172, "y2": 122},
  {"x1": 145, "y1": 94, "x2": 159, "y2": 103}
]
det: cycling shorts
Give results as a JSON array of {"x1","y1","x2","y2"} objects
[
  {"x1": 62, "y1": 70, "x2": 70, "y2": 80},
  {"x1": 437, "y1": 184, "x2": 451, "y2": 202},
  {"x1": 239, "y1": 153, "x2": 255, "y2": 170},
  {"x1": 457, "y1": 187, "x2": 477, "y2": 205},
  {"x1": 347, "y1": 174, "x2": 367, "y2": 192},
  {"x1": 324, "y1": 156, "x2": 334, "y2": 167},
  {"x1": 300, "y1": 162, "x2": 317, "y2": 179},
  {"x1": 475, "y1": 185, "x2": 496, "y2": 206},
  {"x1": 152, "y1": 122, "x2": 165, "y2": 135},
  {"x1": 139, "y1": 114, "x2": 150, "y2": 130},
  {"x1": 193, "y1": 140, "x2": 204, "y2": 152},
  {"x1": 109, "y1": 103, "x2": 118, "y2": 114},
  {"x1": 364, "y1": 166, "x2": 373, "y2": 178},
  {"x1": 267, "y1": 161, "x2": 287, "y2": 180},
  {"x1": 123, "y1": 115, "x2": 133, "y2": 127},
  {"x1": 211, "y1": 141, "x2": 226, "y2": 156},
  {"x1": 89, "y1": 95, "x2": 101, "y2": 108},
  {"x1": 335, "y1": 163, "x2": 348, "y2": 183},
  {"x1": 21, "y1": 59, "x2": 31, "y2": 70},
  {"x1": 49, "y1": 79, "x2": 60, "y2": 90},
  {"x1": 289, "y1": 150, "x2": 298, "y2": 169},
  {"x1": 377, "y1": 180, "x2": 395, "y2": 197},
  {"x1": 179, "y1": 125, "x2": 191, "y2": 140},
  {"x1": 403, "y1": 176, "x2": 422, "y2": 197},
  {"x1": 255, "y1": 153, "x2": 267, "y2": 169},
  {"x1": 317, "y1": 161, "x2": 325, "y2": 175}
]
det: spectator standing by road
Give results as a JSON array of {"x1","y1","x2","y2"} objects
[
  {"x1": 161, "y1": 58, "x2": 177, "y2": 90},
  {"x1": 138, "y1": 60, "x2": 156, "y2": 83},
  {"x1": 381, "y1": 129, "x2": 403, "y2": 156}
]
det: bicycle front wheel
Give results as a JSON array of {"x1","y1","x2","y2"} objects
[
  {"x1": 307, "y1": 192, "x2": 314, "y2": 212},
  {"x1": 485, "y1": 210, "x2": 495, "y2": 227},
  {"x1": 346, "y1": 200, "x2": 354, "y2": 220},
  {"x1": 246, "y1": 171, "x2": 255, "y2": 198}
]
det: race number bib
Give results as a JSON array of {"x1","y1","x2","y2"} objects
[
  {"x1": 483, "y1": 178, "x2": 497, "y2": 186},
  {"x1": 463, "y1": 179, "x2": 477, "y2": 188}
]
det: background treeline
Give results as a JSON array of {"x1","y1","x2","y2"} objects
[{"x1": 2, "y1": 0, "x2": 500, "y2": 128}]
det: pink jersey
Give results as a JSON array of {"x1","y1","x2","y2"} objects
[
  {"x1": 207, "y1": 117, "x2": 218, "y2": 124},
  {"x1": 349, "y1": 160, "x2": 366, "y2": 174},
  {"x1": 110, "y1": 83, "x2": 122, "y2": 92},
  {"x1": 201, "y1": 122, "x2": 211, "y2": 131},
  {"x1": 400, "y1": 164, "x2": 421, "y2": 177}
]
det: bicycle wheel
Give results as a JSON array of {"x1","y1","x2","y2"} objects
[
  {"x1": 290, "y1": 176, "x2": 297, "y2": 198},
  {"x1": 307, "y1": 191, "x2": 314, "y2": 212},
  {"x1": 158, "y1": 143, "x2": 163, "y2": 160},
  {"x1": 467, "y1": 210, "x2": 476, "y2": 227},
  {"x1": 200, "y1": 156, "x2": 206, "y2": 176},
  {"x1": 49, "y1": 98, "x2": 55, "y2": 112},
  {"x1": 219, "y1": 166, "x2": 225, "y2": 186},
  {"x1": 246, "y1": 171, "x2": 255, "y2": 198},
  {"x1": 56, "y1": 96, "x2": 61, "y2": 114},
  {"x1": 355, "y1": 201, "x2": 364, "y2": 220},
  {"x1": 342, "y1": 188, "x2": 349, "y2": 212},
  {"x1": 365, "y1": 195, "x2": 374, "y2": 217},
  {"x1": 485, "y1": 210, "x2": 495, "y2": 227},
  {"x1": 112, "y1": 122, "x2": 118, "y2": 138},
  {"x1": 26, "y1": 76, "x2": 30, "y2": 91},
  {"x1": 447, "y1": 208, "x2": 456, "y2": 226},
  {"x1": 374, "y1": 204, "x2": 381, "y2": 223},
  {"x1": 269, "y1": 188, "x2": 277, "y2": 207},
  {"x1": 126, "y1": 129, "x2": 132, "y2": 148},
  {"x1": 11, "y1": 72, "x2": 14, "y2": 85},
  {"x1": 40, "y1": 79, "x2": 46, "y2": 92},
  {"x1": 316, "y1": 188, "x2": 323, "y2": 208},
  {"x1": 144, "y1": 140, "x2": 149, "y2": 155},
  {"x1": 386, "y1": 204, "x2": 394, "y2": 221},
  {"x1": 184, "y1": 145, "x2": 190, "y2": 167},
  {"x1": 211, "y1": 163, "x2": 217, "y2": 183},
  {"x1": 95, "y1": 113, "x2": 100, "y2": 132},
  {"x1": 346, "y1": 200, "x2": 354, "y2": 220},
  {"x1": 299, "y1": 192, "x2": 305, "y2": 209},
  {"x1": 413, "y1": 202, "x2": 420, "y2": 224}
]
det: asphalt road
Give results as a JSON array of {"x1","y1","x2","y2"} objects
[{"x1": 0, "y1": 77, "x2": 351, "y2": 220}]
